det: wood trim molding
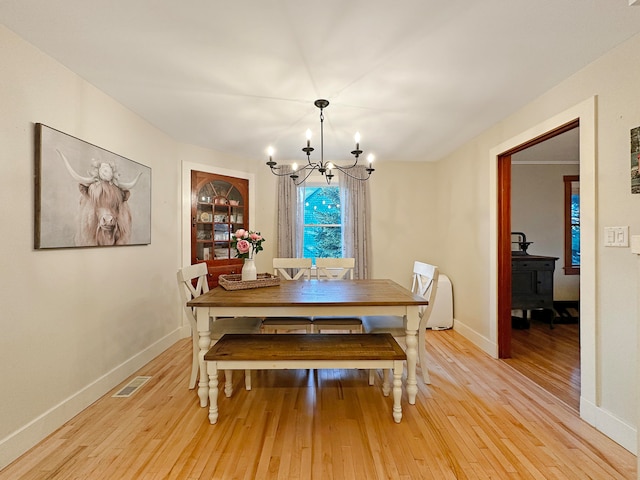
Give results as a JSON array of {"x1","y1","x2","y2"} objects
[
  {"x1": 563, "y1": 175, "x2": 580, "y2": 275},
  {"x1": 497, "y1": 155, "x2": 512, "y2": 357}
]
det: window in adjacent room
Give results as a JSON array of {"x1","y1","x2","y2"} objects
[
  {"x1": 564, "y1": 175, "x2": 580, "y2": 274},
  {"x1": 302, "y1": 184, "x2": 342, "y2": 260}
]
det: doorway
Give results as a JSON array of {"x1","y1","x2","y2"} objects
[
  {"x1": 502, "y1": 125, "x2": 581, "y2": 409},
  {"x1": 496, "y1": 119, "x2": 579, "y2": 355}
]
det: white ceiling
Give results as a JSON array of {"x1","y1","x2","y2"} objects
[{"x1": 2, "y1": 1, "x2": 640, "y2": 167}]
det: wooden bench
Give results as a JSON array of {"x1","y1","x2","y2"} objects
[{"x1": 204, "y1": 333, "x2": 406, "y2": 424}]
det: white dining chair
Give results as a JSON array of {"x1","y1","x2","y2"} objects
[
  {"x1": 315, "y1": 257, "x2": 355, "y2": 279},
  {"x1": 312, "y1": 257, "x2": 363, "y2": 333},
  {"x1": 361, "y1": 261, "x2": 439, "y2": 384},
  {"x1": 261, "y1": 258, "x2": 314, "y2": 333},
  {"x1": 177, "y1": 263, "x2": 262, "y2": 389}
]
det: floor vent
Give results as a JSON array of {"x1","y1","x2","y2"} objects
[{"x1": 112, "y1": 376, "x2": 151, "y2": 398}]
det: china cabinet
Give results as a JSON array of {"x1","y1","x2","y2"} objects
[{"x1": 191, "y1": 170, "x2": 249, "y2": 288}]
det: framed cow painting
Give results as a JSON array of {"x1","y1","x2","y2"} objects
[{"x1": 34, "y1": 123, "x2": 151, "y2": 249}]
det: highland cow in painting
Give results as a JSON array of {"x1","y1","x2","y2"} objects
[
  {"x1": 35, "y1": 124, "x2": 151, "y2": 249},
  {"x1": 57, "y1": 150, "x2": 142, "y2": 246}
]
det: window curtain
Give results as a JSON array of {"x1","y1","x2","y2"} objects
[
  {"x1": 276, "y1": 166, "x2": 303, "y2": 257},
  {"x1": 339, "y1": 166, "x2": 371, "y2": 279}
]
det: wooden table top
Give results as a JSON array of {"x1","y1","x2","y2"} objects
[
  {"x1": 188, "y1": 278, "x2": 428, "y2": 308},
  {"x1": 204, "y1": 333, "x2": 407, "y2": 361}
]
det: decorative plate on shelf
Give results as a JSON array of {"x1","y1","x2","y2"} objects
[{"x1": 200, "y1": 212, "x2": 210, "y2": 222}]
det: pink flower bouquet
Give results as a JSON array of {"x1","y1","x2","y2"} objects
[{"x1": 230, "y1": 229, "x2": 265, "y2": 259}]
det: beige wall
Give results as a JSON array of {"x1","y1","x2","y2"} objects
[{"x1": 512, "y1": 163, "x2": 580, "y2": 301}]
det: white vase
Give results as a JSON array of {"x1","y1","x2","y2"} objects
[{"x1": 241, "y1": 257, "x2": 257, "y2": 281}]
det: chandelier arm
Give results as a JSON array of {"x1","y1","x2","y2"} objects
[
  {"x1": 332, "y1": 160, "x2": 360, "y2": 170},
  {"x1": 268, "y1": 166, "x2": 300, "y2": 178},
  {"x1": 331, "y1": 164, "x2": 373, "y2": 181},
  {"x1": 293, "y1": 166, "x2": 318, "y2": 185}
]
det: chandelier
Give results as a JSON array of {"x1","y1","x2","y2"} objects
[{"x1": 266, "y1": 99, "x2": 375, "y2": 185}]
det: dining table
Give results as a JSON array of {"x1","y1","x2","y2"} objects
[{"x1": 187, "y1": 278, "x2": 429, "y2": 407}]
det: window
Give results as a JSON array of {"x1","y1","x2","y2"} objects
[
  {"x1": 302, "y1": 185, "x2": 342, "y2": 259},
  {"x1": 563, "y1": 175, "x2": 580, "y2": 274}
]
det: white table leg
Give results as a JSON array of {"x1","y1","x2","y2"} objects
[
  {"x1": 244, "y1": 369, "x2": 252, "y2": 390},
  {"x1": 404, "y1": 306, "x2": 420, "y2": 405},
  {"x1": 392, "y1": 361, "x2": 403, "y2": 423},
  {"x1": 198, "y1": 329, "x2": 211, "y2": 407},
  {"x1": 404, "y1": 329, "x2": 418, "y2": 404},
  {"x1": 208, "y1": 363, "x2": 219, "y2": 424}
]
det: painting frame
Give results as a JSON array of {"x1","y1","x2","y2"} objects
[
  {"x1": 631, "y1": 125, "x2": 640, "y2": 194},
  {"x1": 35, "y1": 123, "x2": 151, "y2": 249}
]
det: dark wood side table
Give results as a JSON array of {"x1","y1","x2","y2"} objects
[{"x1": 511, "y1": 255, "x2": 558, "y2": 328}]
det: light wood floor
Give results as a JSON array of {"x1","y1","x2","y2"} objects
[
  {"x1": 1, "y1": 330, "x2": 634, "y2": 480},
  {"x1": 504, "y1": 318, "x2": 580, "y2": 411}
]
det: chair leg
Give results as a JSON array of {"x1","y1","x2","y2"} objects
[
  {"x1": 419, "y1": 328, "x2": 431, "y2": 384},
  {"x1": 382, "y1": 369, "x2": 391, "y2": 396},
  {"x1": 224, "y1": 369, "x2": 233, "y2": 397}
]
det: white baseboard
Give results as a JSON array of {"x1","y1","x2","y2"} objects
[
  {"x1": 0, "y1": 328, "x2": 182, "y2": 470},
  {"x1": 580, "y1": 396, "x2": 637, "y2": 454},
  {"x1": 452, "y1": 319, "x2": 498, "y2": 358}
]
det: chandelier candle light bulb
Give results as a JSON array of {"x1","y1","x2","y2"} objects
[{"x1": 266, "y1": 146, "x2": 276, "y2": 168}]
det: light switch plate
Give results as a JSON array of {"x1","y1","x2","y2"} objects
[
  {"x1": 631, "y1": 235, "x2": 640, "y2": 254},
  {"x1": 604, "y1": 226, "x2": 629, "y2": 247}
]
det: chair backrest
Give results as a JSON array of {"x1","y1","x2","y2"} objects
[
  {"x1": 177, "y1": 263, "x2": 210, "y2": 328},
  {"x1": 411, "y1": 261, "x2": 440, "y2": 328},
  {"x1": 273, "y1": 257, "x2": 312, "y2": 280},
  {"x1": 316, "y1": 257, "x2": 355, "y2": 279}
]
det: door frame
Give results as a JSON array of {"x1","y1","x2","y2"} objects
[{"x1": 489, "y1": 97, "x2": 597, "y2": 413}]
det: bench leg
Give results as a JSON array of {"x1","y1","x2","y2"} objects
[
  {"x1": 392, "y1": 361, "x2": 403, "y2": 423},
  {"x1": 207, "y1": 363, "x2": 219, "y2": 424},
  {"x1": 368, "y1": 369, "x2": 375, "y2": 386}
]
